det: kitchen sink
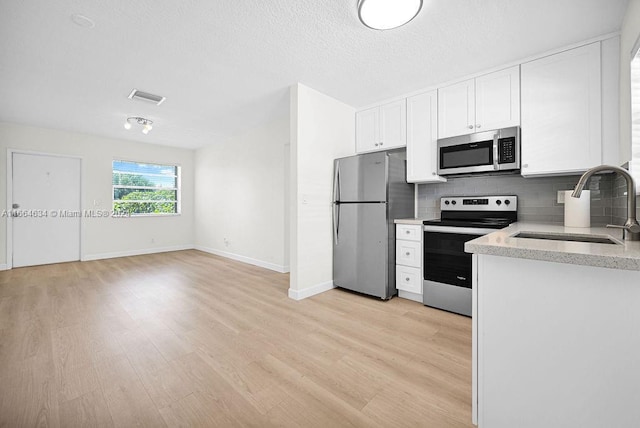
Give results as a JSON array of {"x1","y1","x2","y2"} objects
[{"x1": 512, "y1": 231, "x2": 621, "y2": 245}]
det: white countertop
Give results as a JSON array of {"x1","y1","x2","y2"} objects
[
  {"x1": 394, "y1": 218, "x2": 430, "y2": 225},
  {"x1": 465, "y1": 222, "x2": 640, "y2": 271}
]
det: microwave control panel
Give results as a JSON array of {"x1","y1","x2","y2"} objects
[{"x1": 498, "y1": 137, "x2": 516, "y2": 164}]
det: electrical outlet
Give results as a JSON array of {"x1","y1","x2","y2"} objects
[{"x1": 557, "y1": 190, "x2": 566, "y2": 204}]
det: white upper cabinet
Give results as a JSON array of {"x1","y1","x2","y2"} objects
[
  {"x1": 438, "y1": 79, "x2": 475, "y2": 138},
  {"x1": 475, "y1": 66, "x2": 521, "y2": 131},
  {"x1": 406, "y1": 91, "x2": 446, "y2": 183},
  {"x1": 438, "y1": 66, "x2": 520, "y2": 139},
  {"x1": 356, "y1": 99, "x2": 406, "y2": 153},
  {"x1": 355, "y1": 107, "x2": 379, "y2": 152},
  {"x1": 520, "y1": 42, "x2": 602, "y2": 176}
]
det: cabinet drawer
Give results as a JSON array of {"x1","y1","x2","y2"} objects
[
  {"x1": 396, "y1": 224, "x2": 421, "y2": 242},
  {"x1": 396, "y1": 265, "x2": 422, "y2": 294},
  {"x1": 396, "y1": 240, "x2": 422, "y2": 268}
]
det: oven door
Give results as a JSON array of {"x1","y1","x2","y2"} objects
[
  {"x1": 423, "y1": 226, "x2": 488, "y2": 286},
  {"x1": 423, "y1": 225, "x2": 489, "y2": 316}
]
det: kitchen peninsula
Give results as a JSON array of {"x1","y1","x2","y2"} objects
[{"x1": 466, "y1": 223, "x2": 640, "y2": 427}]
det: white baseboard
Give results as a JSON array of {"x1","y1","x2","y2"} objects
[
  {"x1": 82, "y1": 244, "x2": 194, "y2": 261},
  {"x1": 288, "y1": 280, "x2": 336, "y2": 301},
  {"x1": 0, "y1": 263, "x2": 7, "y2": 271},
  {"x1": 398, "y1": 290, "x2": 423, "y2": 303},
  {"x1": 195, "y1": 246, "x2": 289, "y2": 273}
]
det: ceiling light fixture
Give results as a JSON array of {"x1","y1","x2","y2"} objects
[
  {"x1": 124, "y1": 117, "x2": 153, "y2": 134},
  {"x1": 358, "y1": 0, "x2": 423, "y2": 30},
  {"x1": 71, "y1": 14, "x2": 95, "y2": 28}
]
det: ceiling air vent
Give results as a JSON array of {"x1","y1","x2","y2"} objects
[{"x1": 127, "y1": 89, "x2": 166, "y2": 106}]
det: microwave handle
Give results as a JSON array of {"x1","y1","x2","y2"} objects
[{"x1": 492, "y1": 134, "x2": 499, "y2": 170}]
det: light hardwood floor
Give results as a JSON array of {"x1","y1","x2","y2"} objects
[{"x1": 0, "y1": 250, "x2": 473, "y2": 427}]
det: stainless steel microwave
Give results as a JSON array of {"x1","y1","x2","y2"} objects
[{"x1": 437, "y1": 126, "x2": 520, "y2": 176}]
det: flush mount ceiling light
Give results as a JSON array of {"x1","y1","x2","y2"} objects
[
  {"x1": 71, "y1": 14, "x2": 95, "y2": 28},
  {"x1": 358, "y1": 0, "x2": 423, "y2": 30},
  {"x1": 124, "y1": 117, "x2": 153, "y2": 134}
]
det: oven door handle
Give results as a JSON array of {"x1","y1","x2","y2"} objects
[{"x1": 423, "y1": 225, "x2": 492, "y2": 235}]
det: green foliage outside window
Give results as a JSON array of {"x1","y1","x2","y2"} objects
[{"x1": 112, "y1": 162, "x2": 179, "y2": 215}]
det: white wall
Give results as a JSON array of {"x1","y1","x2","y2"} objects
[
  {"x1": 621, "y1": 0, "x2": 640, "y2": 164},
  {"x1": 0, "y1": 121, "x2": 194, "y2": 267},
  {"x1": 194, "y1": 117, "x2": 289, "y2": 272},
  {"x1": 289, "y1": 83, "x2": 355, "y2": 300}
]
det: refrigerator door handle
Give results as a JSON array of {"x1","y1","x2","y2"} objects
[
  {"x1": 333, "y1": 161, "x2": 341, "y2": 203},
  {"x1": 333, "y1": 202, "x2": 340, "y2": 245}
]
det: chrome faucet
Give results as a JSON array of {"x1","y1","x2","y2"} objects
[{"x1": 572, "y1": 165, "x2": 640, "y2": 241}]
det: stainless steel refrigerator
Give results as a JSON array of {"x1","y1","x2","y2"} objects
[{"x1": 332, "y1": 151, "x2": 414, "y2": 299}]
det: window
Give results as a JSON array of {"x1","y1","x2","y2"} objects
[
  {"x1": 112, "y1": 160, "x2": 180, "y2": 215},
  {"x1": 631, "y1": 50, "x2": 640, "y2": 192}
]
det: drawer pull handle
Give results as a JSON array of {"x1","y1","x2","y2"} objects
[
  {"x1": 457, "y1": 276, "x2": 466, "y2": 281},
  {"x1": 405, "y1": 230, "x2": 410, "y2": 234},
  {"x1": 405, "y1": 252, "x2": 410, "y2": 256}
]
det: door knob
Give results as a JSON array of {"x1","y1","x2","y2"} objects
[
  {"x1": 12, "y1": 203, "x2": 19, "y2": 209},
  {"x1": 468, "y1": 125, "x2": 473, "y2": 129}
]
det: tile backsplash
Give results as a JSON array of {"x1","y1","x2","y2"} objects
[
  {"x1": 417, "y1": 173, "x2": 615, "y2": 225},
  {"x1": 611, "y1": 174, "x2": 640, "y2": 225}
]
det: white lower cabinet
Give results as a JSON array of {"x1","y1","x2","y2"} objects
[
  {"x1": 473, "y1": 254, "x2": 640, "y2": 427},
  {"x1": 395, "y1": 265, "x2": 422, "y2": 294},
  {"x1": 395, "y1": 240, "x2": 421, "y2": 268},
  {"x1": 395, "y1": 224, "x2": 423, "y2": 301}
]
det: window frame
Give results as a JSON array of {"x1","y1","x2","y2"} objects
[{"x1": 112, "y1": 159, "x2": 182, "y2": 217}]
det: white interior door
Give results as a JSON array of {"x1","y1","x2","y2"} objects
[{"x1": 12, "y1": 153, "x2": 81, "y2": 267}]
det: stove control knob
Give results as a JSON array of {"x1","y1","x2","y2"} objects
[
  {"x1": 451, "y1": 200, "x2": 456, "y2": 205},
  {"x1": 444, "y1": 200, "x2": 450, "y2": 205},
  {"x1": 496, "y1": 200, "x2": 502, "y2": 205},
  {"x1": 505, "y1": 199, "x2": 511, "y2": 205}
]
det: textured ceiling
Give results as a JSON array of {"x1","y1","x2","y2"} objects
[{"x1": 0, "y1": 0, "x2": 630, "y2": 149}]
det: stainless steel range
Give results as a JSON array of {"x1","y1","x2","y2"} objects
[{"x1": 422, "y1": 196, "x2": 518, "y2": 316}]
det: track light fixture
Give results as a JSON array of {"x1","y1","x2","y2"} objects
[{"x1": 124, "y1": 117, "x2": 153, "y2": 134}]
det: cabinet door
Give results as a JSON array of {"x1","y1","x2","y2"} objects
[
  {"x1": 395, "y1": 240, "x2": 421, "y2": 268},
  {"x1": 379, "y1": 100, "x2": 407, "y2": 149},
  {"x1": 438, "y1": 79, "x2": 475, "y2": 138},
  {"x1": 356, "y1": 107, "x2": 380, "y2": 153},
  {"x1": 406, "y1": 91, "x2": 446, "y2": 183},
  {"x1": 475, "y1": 66, "x2": 520, "y2": 131},
  {"x1": 521, "y1": 43, "x2": 602, "y2": 176},
  {"x1": 396, "y1": 224, "x2": 422, "y2": 242},
  {"x1": 396, "y1": 265, "x2": 422, "y2": 294}
]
